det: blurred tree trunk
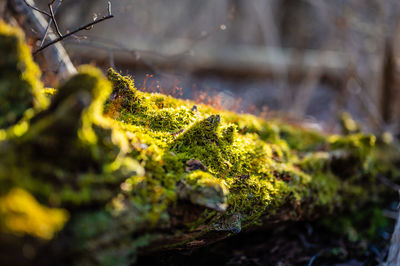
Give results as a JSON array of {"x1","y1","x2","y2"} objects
[{"x1": 386, "y1": 209, "x2": 400, "y2": 265}]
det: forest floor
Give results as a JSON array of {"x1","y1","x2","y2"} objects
[{"x1": 137, "y1": 219, "x2": 393, "y2": 265}]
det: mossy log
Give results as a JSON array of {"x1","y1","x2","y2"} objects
[{"x1": 0, "y1": 21, "x2": 391, "y2": 265}]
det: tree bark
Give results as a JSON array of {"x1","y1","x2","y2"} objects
[{"x1": 386, "y1": 196, "x2": 400, "y2": 265}]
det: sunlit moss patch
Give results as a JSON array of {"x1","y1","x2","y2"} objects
[{"x1": 0, "y1": 188, "x2": 69, "y2": 240}]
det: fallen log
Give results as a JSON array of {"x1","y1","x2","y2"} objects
[{"x1": 0, "y1": 21, "x2": 392, "y2": 265}]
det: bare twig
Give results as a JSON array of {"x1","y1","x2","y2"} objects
[
  {"x1": 34, "y1": 13, "x2": 114, "y2": 54},
  {"x1": 39, "y1": 0, "x2": 62, "y2": 49},
  {"x1": 9, "y1": 0, "x2": 77, "y2": 78},
  {"x1": 23, "y1": 0, "x2": 50, "y2": 17},
  {"x1": 48, "y1": 0, "x2": 62, "y2": 38},
  {"x1": 23, "y1": 0, "x2": 114, "y2": 54},
  {"x1": 107, "y1": 1, "x2": 112, "y2": 16}
]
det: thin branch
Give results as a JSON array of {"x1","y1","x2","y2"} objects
[
  {"x1": 377, "y1": 174, "x2": 400, "y2": 192},
  {"x1": 107, "y1": 1, "x2": 111, "y2": 16},
  {"x1": 39, "y1": 0, "x2": 62, "y2": 49},
  {"x1": 23, "y1": 0, "x2": 50, "y2": 17},
  {"x1": 48, "y1": 0, "x2": 62, "y2": 38},
  {"x1": 34, "y1": 14, "x2": 114, "y2": 54}
]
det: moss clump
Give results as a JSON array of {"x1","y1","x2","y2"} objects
[
  {"x1": 0, "y1": 20, "x2": 48, "y2": 129},
  {"x1": 103, "y1": 69, "x2": 384, "y2": 229},
  {"x1": 339, "y1": 112, "x2": 362, "y2": 135},
  {"x1": 328, "y1": 134, "x2": 376, "y2": 178},
  {"x1": 106, "y1": 68, "x2": 137, "y2": 111},
  {"x1": 104, "y1": 70, "x2": 381, "y2": 231},
  {"x1": 0, "y1": 66, "x2": 144, "y2": 206},
  {"x1": 178, "y1": 170, "x2": 229, "y2": 211},
  {"x1": 0, "y1": 188, "x2": 69, "y2": 240},
  {"x1": 105, "y1": 69, "x2": 196, "y2": 133}
]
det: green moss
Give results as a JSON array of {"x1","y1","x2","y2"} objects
[
  {"x1": 0, "y1": 21, "x2": 391, "y2": 265},
  {"x1": 0, "y1": 66, "x2": 144, "y2": 206},
  {"x1": 178, "y1": 170, "x2": 229, "y2": 211},
  {"x1": 103, "y1": 70, "x2": 383, "y2": 230},
  {"x1": 0, "y1": 188, "x2": 69, "y2": 240},
  {"x1": 0, "y1": 20, "x2": 48, "y2": 129},
  {"x1": 339, "y1": 112, "x2": 362, "y2": 135},
  {"x1": 278, "y1": 123, "x2": 326, "y2": 152},
  {"x1": 320, "y1": 207, "x2": 391, "y2": 242},
  {"x1": 106, "y1": 68, "x2": 137, "y2": 111},
  {"x1": 328, "y1": 134, "x2": 376, "y2": 179}
]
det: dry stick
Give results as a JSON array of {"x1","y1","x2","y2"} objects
[
  {"x1": 34, "y1": 14, "x2": 114, "y2": 54},
  {"x1": 23, "y1": 0, "x2": 50, "y2": 17},
  {"x1": 47, "y1": 0, "x2": 62, "y2": 38},
  {"x1": 11, "y1": 0, "x2": 76, "y2": 78},
  {"x1": 23, "y1": 0, "x2": 114, "y2": 55},
  {"x1": 39, "y1": 0, "x2": 62, "y2": 49}
]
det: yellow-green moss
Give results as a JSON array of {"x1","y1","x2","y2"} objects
[
  {"x1": 0, "y1": 188, "x2": 69, "y2": 239},
  {"x1": 0, "y1": 23, "x2": 390, "y2": 265},
  {"x1": 179, "y1": 170, "x2": 229, "y2": 211},
  {"x1": 0, "y1": 66, "x2": 144, "y2": 206},
  {"x1": 100, "y1": 70, "x2": 383, "y2": 235},
  {"x1": 0, "y1": 20, "x2": 48, "y2": 129},
  {"x1": 339, "y1": 112, "x2": 362, "y2": 135},
  {"x1": 102, "y1": 70, "x2": 381, "y2": 226}
]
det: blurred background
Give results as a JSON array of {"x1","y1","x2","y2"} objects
[{"x1": 21, "y1": 0, "x2": 400, "y2": 135}]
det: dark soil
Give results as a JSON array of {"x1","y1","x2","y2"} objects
[{"x1": 136, "y1": 220, "x2": 391, "y2": 266}]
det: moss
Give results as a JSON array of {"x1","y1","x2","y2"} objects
[
  {"x1": 339, "y1": 112, "x2": 362, "y2": 135},
  {"x1": 320, "y1": 207, "x2": 391, "y2": 243},
  {"x1": 0, "y1": 20, "x2": 48, "y2": 129},
  {"x1": 178, "y1": 170, "x2": 229, "y2": 211},
  {"x1": 277, "y1": 123, "x2": 326, "y2": 152},
  {"x1": 106, "y1": 68, "x2": 137, "y2": 112},
  {"x1": 0, "y1": 21, "x2": 392, "y2": 264},
  {"x1": 0, "y1": 66, "x2": 144, "y2": 206},
  {"x1": 103, "y1": 70, "x2": 383, "y2": 231},
  {"x1": 0, "y1": 188, "x2": 68, "y2": 239},
  {"x1": 328, "y1": 134, "x2": 376, "y2": 179},
  {"x1": 42, "y1": 87, "x2": 57, "y2": 97}
]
